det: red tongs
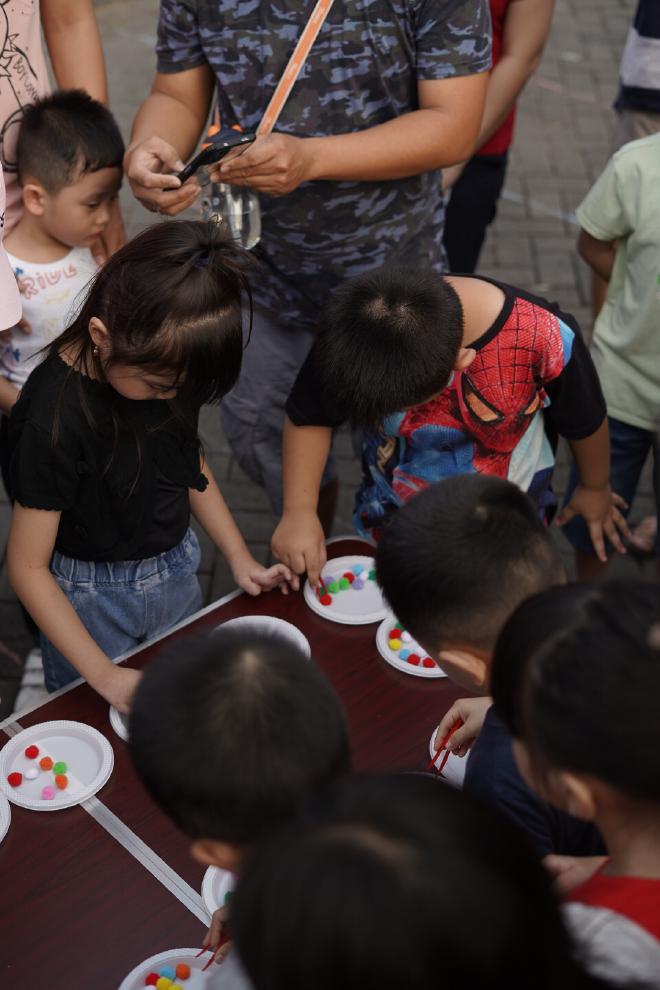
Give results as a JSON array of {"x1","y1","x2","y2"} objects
[
  {"x1": 196, "y1": 931, "x2": 231, "y2": 971},
  {"x1": 426, "y1": 719, "x2": 464, "y2": 775}
]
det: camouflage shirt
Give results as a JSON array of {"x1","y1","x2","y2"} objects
[{"x1": 157, "y1": 0, "x2": 492, "y2": 326}]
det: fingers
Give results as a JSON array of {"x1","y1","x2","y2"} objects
[
  {"x1": 241, "y1": 577, "x2": 263, "y2": 596},
  {"x1": 554, "y1": 505, "x2": 574, "y2": 527},
  {"x1": 434, "y1": 703, "x2": 461, "y2": 748},
  {"x1": 205, "y1": 909, "x2": 225, "y2": 949},
  {"x1": 17, "y1": 317, "x2": 32, "y2": 336},
  {"x1": 587, "y1": 521, "x2": 607, "y2": 563},
  {"x1": 611, "y1": 491, "x2": 629, "y2": 510},
  {"x1": 604, "y1": 513, "x2": 627, "y2": 554}
]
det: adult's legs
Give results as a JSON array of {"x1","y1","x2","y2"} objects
[{"x1": 443, "y1": 153, "x2": 509, "y2": 274}]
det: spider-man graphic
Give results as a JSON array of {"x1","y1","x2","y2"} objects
[{"x1": 355, "y1": 296, "x2": 574, "y2": 536}]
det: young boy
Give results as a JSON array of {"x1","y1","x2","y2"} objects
[
  {"x1": 564, "y1": 132, "x2": 660, "y2": 579},
  {"x1": 129, "y1": 626, "x2": 350, "y2": 979},
  {"x1": 0, "y1": 89, "x2": 123, "y2": 422},
  {"x1": 375, "y1": 473, "x2": 605, "y2": 861},
  {"x1": 271, "y1": 267, "x2": 628, "y2": 586}
]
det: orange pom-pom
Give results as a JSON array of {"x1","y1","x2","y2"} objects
[
  {"x1": 175, "y1": 963, "x2": 191, "y2": 980},
  {"x1": 55, "y1": 774, "x2": 68, "y2": 790},
  {"x1": 39, "y1": 756, "x2": 53, "y2": 771}
]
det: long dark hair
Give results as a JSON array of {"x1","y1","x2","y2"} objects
[
  {"x1": 491, "y1": 580, "x2": 660, "y2": 801},
  {"x1": 231, "y1": 774, "x2": 613, "y2": 990}
]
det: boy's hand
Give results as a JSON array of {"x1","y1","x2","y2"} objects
[
  {"x1": 556, "y1": 484, "x2": 630, "y2": 562},
  {"x1": 271, "y1": 509, "x2": 327, "y2": 587},
  {"x1": 543, "y1": 854, "x2": 607, "y2": 895},
  {"x1": 203, "y1": 905, "x2": 232, "y2": 964},
  {"x1": 231, "y1": 553, "x2": 299, "y2": 596},
  {"x1": 94, "y1": 665, "x2": 142, "y2": 715},
  {"x1": 433, "y1": 696, "x2": 491, "y2": 757}
]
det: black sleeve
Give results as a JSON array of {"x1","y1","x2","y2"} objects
[
  {"x1": 285, "y1": 348, "x2": 345, "y2": 429},
  {"x1": 8, "y1": 417, "x2": 80, "y2": 511},
  {"x1": 543, "y1": 319, "x2": 606, "y2": 441}
]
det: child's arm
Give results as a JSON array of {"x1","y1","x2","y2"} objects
[
  {"x1": 0, "y1": 378, "x2": 19, "y2": 415},
  {"x1": 556, "y1": 419, "x2": 630, "y2": 562},
  {"x1": 577, "y1": 228, "x2": 617, "y2": 283},
  {"x1": 190, "y1": 458, "x2": 297, "y2": 595},
  {"x1": 270, "y1": 418, "x2": 333, "y2": 588},
  {"x1": 433, "y1": 697, "x2": 493, "y2": 758},
  {"x1": 7, "y1": 505, "x2": 142, "y2": 712}
]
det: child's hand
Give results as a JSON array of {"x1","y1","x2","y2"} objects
[
  {"x1": 232, "y1": 554, "x2": 299, "y2": 596},
  {"x1": 94, "y1": 665, "x2": 143, "y2": 714},
  {"x1": 433, "y1": 696, "x2": 492, "y2": 757},
  {"x1": 543, "y1": 854, "x2": 607, "y2": 895},
  {"x1": 203, "y1": 905, "x2": 232, "y2": 964},
  {"x1": 556, "y1": 484, "x2": 630, "y2": 562},
  {"x1": 271, "y1": 509, "x2": 327, "y2": 587}
]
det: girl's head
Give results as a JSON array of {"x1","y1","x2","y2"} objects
[
  {"x1": 55, "y1": 219, "x2": 252, "y2": 406},
  {"x1": 231, "y1": 774, "x2": 608, "y2": 990},
  {"x1": 491, "y1": 580, "x2": 660, "y2": 821}
]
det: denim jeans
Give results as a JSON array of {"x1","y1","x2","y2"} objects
[{"x1": 42, "y1": 528, "x2": 202, "y2": 692}]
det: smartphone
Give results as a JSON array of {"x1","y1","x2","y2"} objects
[{"x1": 177, "y1": 128, "x2": 256, "y2": 184}]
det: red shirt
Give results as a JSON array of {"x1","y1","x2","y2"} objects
[
  {"x1": 478, "y1": 0, "x2": 517, "y2": 157},
  {"x1": 567, "y1": 871, "x2": 660, "y2": 941}
]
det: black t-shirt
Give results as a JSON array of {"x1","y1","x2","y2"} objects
[
  {"x1": 8, "y1": 354, "x2": 208, "y2": 562},
  {"x1": 464, "y1": 707, "x2": 607, "y2": 858}
]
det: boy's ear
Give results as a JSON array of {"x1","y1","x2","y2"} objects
[
  {"x1": 437, "y1": 648, "x2": 489, "y2": 693},
  {"x1": 88, "y1": 317, "x2": 110, "y2": 349},
  {"x1": 22, "y1": 181, "x2": 47, "y2": 217},
  {"x1": 191, "y1": 838, "x2": 244, "y2": 874},
  {"x1": 557, "y1": 772, "x2": 597, "y2": 821},
  {"x1": 453, "y1": 347, "x2": 476, "y2": 372}
]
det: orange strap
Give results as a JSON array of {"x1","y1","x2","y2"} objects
[{"x1": 257, "y1": 0, "x2": 336, "y2": 136}]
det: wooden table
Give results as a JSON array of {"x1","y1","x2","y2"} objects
[{"x1": 0, "y1": 539, "x2": 463, "y2": 988}]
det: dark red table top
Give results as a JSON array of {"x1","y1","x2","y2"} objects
[{"x1": 1, "y1": 539, "x2": 464, "y2": 987}]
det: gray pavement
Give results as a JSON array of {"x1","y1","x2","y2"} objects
[{"x1": 0, "y1": 0, "x2": 654, "y2": 716}]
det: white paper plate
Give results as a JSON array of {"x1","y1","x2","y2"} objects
[
  {"x1": 118, "y1": 948, "x2": 217, "y2": 990},
  {"x1": 303, "y1": 555, "x2": 387, "y2": 625},
  {"x1": 214, "y1": 614, "x2": 311, "y2": 657},
  {"x1": 0, "y1": 792, "x2": 10, "y2": 844},
  {"x1": 428, "y1": 727, "x2": 468, "y2": 788},
  {"x1": 201, "y1": 865, "x2": 236, "y2": 917},
  {"x1": 109, "y1": 706, "x2": 129, "y2": 742},
  {"x1": 0, "y1": 720, "x2": 114, "y2": 811},
  {"x1": 376, "y1": 615, "x2": 445, "y2": 678}
]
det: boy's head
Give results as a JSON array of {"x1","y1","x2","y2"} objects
[
  {"x1": 375, "y1": 475, "x2": 565, "y2": 692},
  {"x1": 129, "y1": 628, "x2": 350, "y2": 872},
  {"x1": 311, "y1": 266, "x2": 475, "y2": 429},
  {"x1": 17, "y1": 90, "x2": 124, "y2": 249}
]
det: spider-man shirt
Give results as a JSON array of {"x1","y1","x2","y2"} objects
[{"x1": 287, "y1": 280, "x2": 606, "y2": 539}]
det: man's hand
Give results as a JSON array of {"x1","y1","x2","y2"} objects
[
  {"x1": 271, "y1": 509, "x2": 327, "y2": 587},
  {"x1": 556, "y1": 485, "x2": 629, "y2": 562},
  {"x1": 214, "y1": 134, "x2": 315, "y2": 196},
  {"x1": 543, "y1": 854, "x2": 607, "y2": 894},
  {"x1": 124, "y1": 137, "x2": 200, "y2": 215},
  {"x1": 433, "y1": 697, "x2": 491, "y2": 757}
]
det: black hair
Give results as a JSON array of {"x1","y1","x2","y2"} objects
[
  {"x1": 231, "y1": 774, "x2": 612, "y2": 990},
  {"x1": 309, "y1": 266, "x2": 463, "y2": 429},
  {"x1": 491, "y1": 580, "x2": 660, "y2": 802},
  {"x1": 16, "y1": 89, "x2": 124, "y2": 191},
  {"x1": 375, "y1": 474, "x2": 564, "y2": 653},
  {"x1": 128, "y1": 628, "x2": 350, "y2": 843}
]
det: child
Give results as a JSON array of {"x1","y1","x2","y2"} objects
[
  {"x1": 0, "y1": 163, "x2": 23, "y2": 363},
  {"x1": 564, "y1": 133, "x2": 660, "y2": 579},
  {"x1": 375, "y1": 474, "x2": 604, "y2": 859},
  {"x1": 7, "y1": 220, "x2": 295, "y2": 714},
  {"x1": 491, "y1": 580, "x2": 660, "y2": 985},
  {"x1": 231, "y1": 774, "x2": 612, "y2": 990},
  {"x1": 129, "y1": 627, "x2": 350, "y2": 974},
  {"x1": 272, "y1": 266, "x2": 628, "y2": 586},
  {"x1": 0, "y1": 90, "x2": 124, "y2": 422}
]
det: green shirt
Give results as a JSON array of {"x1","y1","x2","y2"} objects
[{"x1": 576, "y1": 133, "x2": 660, "y2": 432}]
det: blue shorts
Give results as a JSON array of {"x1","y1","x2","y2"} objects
[
  {"x1": 562, "y1": 417, "x2": 659, "y2": 556},
  {"x1": 42, "y1": 528, "x2": 202, "y2": 692}
]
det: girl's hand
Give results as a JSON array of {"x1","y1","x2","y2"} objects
[
  {"x1": 556, "y1": 484, "x2": 630, "y2": 562},
  {"x1": 232, "y1": 554, "x2": 299, "y2": 596},
  {"x1": 94, "y1": 665, "x2": 143, "y2": 714},
  {"x1": 203, "y1": 905, "x2": 232, "y2": 965},
  {"x1": 433, "y1": 696, "x2": 492, "y2": 757}
]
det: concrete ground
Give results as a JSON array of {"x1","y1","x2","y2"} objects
[{"x1": 0, "y1": 0, "x2": 654, "y2": 716}]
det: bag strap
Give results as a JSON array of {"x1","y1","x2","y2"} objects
[{"x1": 257, "y1": 0, "x2": 336, "y2": 136}]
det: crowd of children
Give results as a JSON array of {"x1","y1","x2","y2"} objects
[{"x1": 0, "y1": 8, "x2": 658, "y2": 983}]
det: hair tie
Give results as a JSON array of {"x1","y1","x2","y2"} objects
[{"x1": 194, "y1": 250, "x2": 211, "y2": 269}]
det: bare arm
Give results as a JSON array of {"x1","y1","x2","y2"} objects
[
  {"x1": 7, "y1": 505, "x2": 141, "y2": 711},
  {"x1": 0, "y1": 378, "x2": 19, "y2": 415},
  {"x1": 270, "y1": 419, "x2": 332, "y2": 585},
  {"x1": 41, "y1": 0, "x2": 108, "y2": 103},
  {"x1": 577, "y1": 228, "x2": 617, "y2": 283}
]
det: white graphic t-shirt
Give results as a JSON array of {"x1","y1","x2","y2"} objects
[{"x1": 0, "y1": 246, "x2": 96, "y2": 386}]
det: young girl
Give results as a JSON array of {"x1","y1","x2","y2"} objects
[
  {"x1": 491, "y1": 580, "x2": 660, "y2": 986},
  {"x1": 230, "y1": 774, "x2": 612, "y2": 990},
  {"x1": 7, "y1": 220, "x2": 294, "y2": 714}
]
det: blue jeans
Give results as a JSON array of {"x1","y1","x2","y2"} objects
[
  {"x1": 42, "y1": 528, "x2": 202, "y2": 692},
  {"x1": 562, "y1": 417, "x2": 659, "y2": 556}
]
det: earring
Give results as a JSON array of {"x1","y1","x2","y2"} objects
[{"x1": 92, "y1": 344, "x2": 100, "y2": 357}]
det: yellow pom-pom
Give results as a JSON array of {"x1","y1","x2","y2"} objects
[
  {"x1": 388, "y1": 638, "x2": 402, "y2": 651},
  {"x1": 156, "y1": 979, "x2": 172, "y2": 990}
]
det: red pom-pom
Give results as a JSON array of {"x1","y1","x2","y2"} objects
[
  {"x1": 144, "y1": 974, "x2": 160, "y2": 987},
  {"x1": 407, "y1": 654, "x2": 421, "y2": 666},
  {"x1": 7, "y1": 772, "x2": 22, "y2": 787},
  {"x1": 25, "y1": 745, "x2": 39, "y2": 760},
  {"x1": 422, "y1": 657, "x2": 435, "y2": 668},
  {"x1": 342, "y1": 572, "x2": 355, "y2": 583},
  {"x1": 320, "y1": 594, "x2": 332, "y2": 606},
  {"x1": 389, "y1": 627, "x2": 402, "y2": 639}
]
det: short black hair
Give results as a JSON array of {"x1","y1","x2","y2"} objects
[
  {"x1": 375, "y1": 474, "x2": 564, "y2": 653},
  {"x1": 16, "y1": 89, "x2": 124, "y2": 192},
  {"x1": 491, "y1": 580, "x2": 660, "y2": 803},
  {"x1": 232, "y1": 774, "x2": 610, "y2": 990},
  {"x1": 128, "y1": 629, "x2": 350, "y2": 844},
  {"x1": 309, "y1": 266, "x2": 463, "y2": 429}
]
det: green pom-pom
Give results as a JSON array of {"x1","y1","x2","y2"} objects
[
  {"x1": 338, "y1": 577, "x2": 349, "y2": 590},
  {"x1": 52, "y1": 761, "x2": 67, "y2": 775},
  {"x1": 327, "y1": 581, "x2": 339, "y2": 593},
  {"x1": 368, "y1": 569, "x2": 376, "y2": 581}
]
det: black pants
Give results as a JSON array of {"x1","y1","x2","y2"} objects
[{"x1": 443, "y1": 152, "x2": 509, "y2": 274}]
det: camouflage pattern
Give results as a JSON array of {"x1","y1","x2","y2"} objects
[{"x1": 157, "y1": 0, "x2": 492, "y2": 327}]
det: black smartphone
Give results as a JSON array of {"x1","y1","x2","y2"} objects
[{"x1": 177, "y1": 128, "x2": 256, "y2": 184}]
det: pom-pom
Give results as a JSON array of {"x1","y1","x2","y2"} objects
[
  {"x1": 401, "y1": 631, "x2": 412, "y2": 643},
  {"x1": 41, "y1": 785, "x2": 56, "y2": 800},
  {"x1": 39, "y1": 757, "x2": 53, "y2": 771},
  {"x1": 159, "y1": 968, "x2": 176, "y2": 981},
  {"x1": 25, "y1": 745, "x2": 39, "y2": 759},
  {"x1": 7, "y1": 772, "x2": 22, "y2": 788},
  {"x1": 319, "y1": 594, "x2": 332, "y2": 606},
  {"x1": 338, "y1": 577, "x2": 350, "y2": 590},
  {"x1": 389, "y1": 627, "x2": 402, "y2": 639},
  {"x1": 25, "y1": 767, "x2": 39, "y2": 780},
  {"x1": 342, "y1": 572, "x2": 355, "y2": 583},
  {"x1": 422, "y1": 657, "x2": 435, "y2": 668},
  {"x1": 352, "y1": 579, "x2": 364, "y2": 590},
  {"x1": 388, "y1": 638, "x2": 402, "y2": 651},
  {"x1": 145, "y1": 975, "x2": 160, "y2": 987},
  {"x1": 327, "y1": 581, "x2": 339, "y2": 593},
  {"x1": 170, "y1": 985, "x2": 183, "y2": 990},
  {"x1": 175, "y1": 963, "x2": 191, "y2": 980},
  {"x1": 407, "y1": 654, "x2": 421, "y2": 666},
  {"x1": 155, "y1": 978, "x2": 172, "y2": 990},
  {"x1": 52, "y1": 761, "x2": 67, "y2": 775},
  {"x1": 368, "y1": 569, "x2": 376, "y2": 581},
  {"x1": 352, "y1": 564, "x2": 364, "y2": 575},
  {"x1": 55, "y1": 774, "x2": 68, "y2": 790},
  {"x1": 399, "y1": 649, "x2": 411, "y2": 661}
]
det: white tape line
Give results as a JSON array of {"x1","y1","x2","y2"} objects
[
  {"x1": 501, "y1": 190, "x2": 579, "y2": 227},
  {"x1": 82, "y1": 795, "x2": 210, "y2": 925}
]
